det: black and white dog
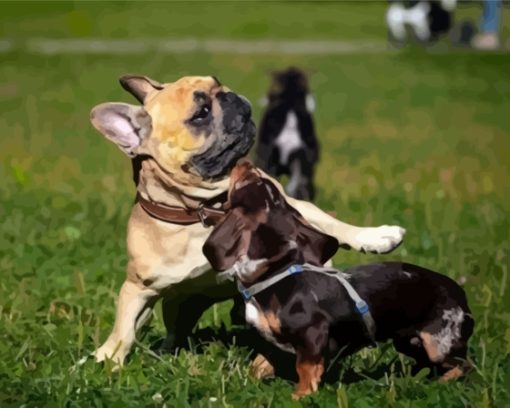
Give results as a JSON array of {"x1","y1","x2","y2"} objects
[
  {"x1": 386, "y1": 0, "x2": 457, "y2": 44},
  {"x1": 255, "y1": 67, "x2": 319, "y2": 201}
]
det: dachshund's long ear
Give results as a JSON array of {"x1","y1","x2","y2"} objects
[
  {"x1": 287, "y1": 204, "x2": 339, "y2": 265},
  {"x1": 203, "y1": 209, "x2": 249, "y2": 271}
]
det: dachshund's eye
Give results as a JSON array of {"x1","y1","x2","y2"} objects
[{"x1": 191, "y1": 105, "x2": 211, "y2": 124}]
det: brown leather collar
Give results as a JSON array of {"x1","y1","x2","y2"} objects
[{"x1": 136, "y1": 192, "x2": 228, "y2": 227}]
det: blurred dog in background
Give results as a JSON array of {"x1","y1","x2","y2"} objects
[
  {"x1": 386, "y1": 0, "x2": 457, "y2": 45},
  {"x1": 255, "y1": 67, "x2": 319, "y2": 201}
]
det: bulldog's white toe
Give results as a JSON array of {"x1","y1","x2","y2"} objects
[
  {"x1": 355, "y1": 225, "x2": 406, "y2": 254},
  {"x1": 93, "y1": 344, "x2": 124, "y2": 366},
  {"x1": 69, "y1": 354, "x2": 92, "y2": 373},
  {"x1": 76, "y1": 355, "x2": 90, "y2": 366}
]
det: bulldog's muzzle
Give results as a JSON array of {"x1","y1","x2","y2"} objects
[{"x1": 190, "y1": 91, "x2": 255, "y2": 180}]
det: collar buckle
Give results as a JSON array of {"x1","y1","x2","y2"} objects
[{"x1": 197, "y1": 203, "x2": 209, "y2": 227}]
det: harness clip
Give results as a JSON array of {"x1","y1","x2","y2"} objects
[
  {"x1": 240, "y1": 288, "x2": 252, "y2": 301},
  {"x1": 355, "y1": 300, "x2": 370, "y2": 315},
  {"x1": 288, "y1": 265, "x2": 304, "y2": 275}
]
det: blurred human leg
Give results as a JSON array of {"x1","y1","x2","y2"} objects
[
  {"x1": 472, "y1": 0, "x2": 501, "y2": 49},
  {"x1": 481, "y1": 0, "x2": 501, "y2": 33}
]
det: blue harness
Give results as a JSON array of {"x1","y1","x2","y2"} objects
[{"x1": 219, "y1": 263, "x2": 377, "y2": 343}]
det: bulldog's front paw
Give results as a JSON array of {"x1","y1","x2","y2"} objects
[
  {"x1": 355, "y1": 225, "x2": 406, "y2": 254},
  {"x1": 93, "y1": 344, "x2": 124, "y2": 366}
]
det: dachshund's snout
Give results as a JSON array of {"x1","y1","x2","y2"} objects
[{"x1": 230, "y1": 159, "x2": 256, "y2": 187}]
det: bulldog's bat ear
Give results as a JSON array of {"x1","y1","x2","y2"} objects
[
  {"x1": 90, "y1": 102, "x2": 152, "y2": 157},
  {"x1": 119, "y1": 75, "x2": 164, "y2": 104}
]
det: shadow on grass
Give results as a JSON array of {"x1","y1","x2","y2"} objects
[{"x1": 145, "y1": 325, "x2": 409, "y2": 386}]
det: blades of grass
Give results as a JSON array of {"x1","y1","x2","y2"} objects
[
  {"x1": 336, "y1": 384, "x2": 349, "y2": 408},
  {"x1": 326, "y1": 344, "x2": 350, "y2": 373}
]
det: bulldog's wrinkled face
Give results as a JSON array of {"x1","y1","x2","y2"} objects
[{"x1": 90, "y1": 75, "x2": 255, "y2": 182}]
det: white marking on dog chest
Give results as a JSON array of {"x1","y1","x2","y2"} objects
[
  {"x1": 432, "y1": 307, "x2": 465, "y2": 356},
  {"x1": 245, "y1": 301, "x2": 295, "y2": 354},
  {"x1": 245, "y1": 301, "x2": 260, "y2": 327},
  {"x1": 275, "y1": 111, "x2": 303, "y2": 166}
]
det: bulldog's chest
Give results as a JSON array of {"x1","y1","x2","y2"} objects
[{"x1": 127, "y1": 205, "x2": 216, "y2": 289}]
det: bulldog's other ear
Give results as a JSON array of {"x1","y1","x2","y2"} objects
[
  {"x1": 119, "y1": 75, "x2": 164, "y2": 104},
  {"x1": 90, "y1": 102, "x2": 152, "y2": 156}
]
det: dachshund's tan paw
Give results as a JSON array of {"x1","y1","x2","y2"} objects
[{"x1": 250, "y1": 354, "x2": 275, "y2": 380}]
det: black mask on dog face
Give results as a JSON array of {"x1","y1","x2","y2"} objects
[{"x1": 190, "y1": 91, "x2": 255, "y2": 180}]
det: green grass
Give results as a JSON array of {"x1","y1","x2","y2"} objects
[{"x1": 1, "y1": 1, "x2": 510, "y2": 407}]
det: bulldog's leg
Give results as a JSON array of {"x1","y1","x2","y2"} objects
[
  {"x1": 287, "y1": 198, "x2": 405, "y2": 254},
  {"x1": 94, "y1": 280, "x2": 158, "y2": 364},
  {"x1": 159, "y1": 271, "x2": 237, "y2": 352},
  {"x1": 159, "y1": 294, "x2": 216, "y2": 352}
]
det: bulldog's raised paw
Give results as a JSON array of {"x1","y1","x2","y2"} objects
[{"x1": 355, "y1": 225, "x2": 406, "y2": 254}]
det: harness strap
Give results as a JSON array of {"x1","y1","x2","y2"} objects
[
  {"x1": 303, "y1": 264, "x2": 377, "y2": 344},
  {"x1": 224, "y1": 263, "x2": 377, "y2": 343},
  {"x1": 237, "y1": 264, "x2": 305, "y2": 301}
]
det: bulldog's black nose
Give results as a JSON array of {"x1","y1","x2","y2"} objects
[{"x1": 217, "y1": 91, "x2": 252, "y2": 119}]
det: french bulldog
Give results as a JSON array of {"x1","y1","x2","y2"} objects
[{"x1": 89, "y1": 74, "x2": 406, "y2": 365}]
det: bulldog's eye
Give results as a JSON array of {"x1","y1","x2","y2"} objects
[{"x1": 191, "y1": 105, "x2": 211, "y2": 124}]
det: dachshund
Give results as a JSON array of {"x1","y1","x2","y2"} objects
[{"x1": 203, "y1": 159, "x2": 473, "y2": 399}]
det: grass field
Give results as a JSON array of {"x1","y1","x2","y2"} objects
[{"x1": 1, "y1": 1, "x2": 509, "y2": 407}]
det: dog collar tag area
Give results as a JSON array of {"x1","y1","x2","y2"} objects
[
  {"x1": 137, "y1": 192, "x2": 227, "y2": 227},
  {"x1": 197, "y1": 204, "x2": 211, "y2": 227}
]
